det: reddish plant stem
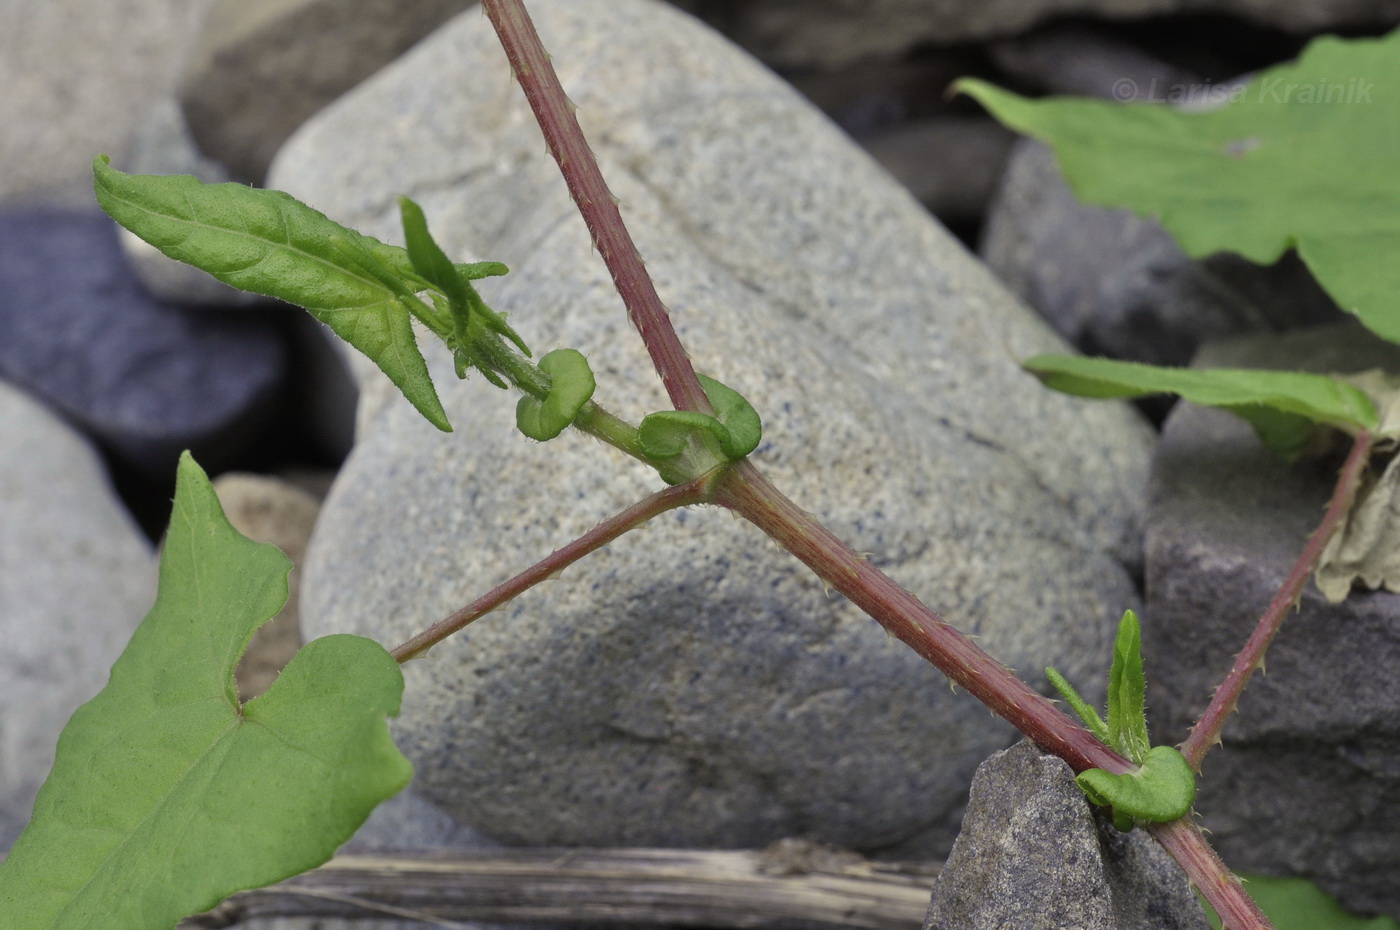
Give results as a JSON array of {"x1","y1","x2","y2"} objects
[
  {"x1": 390, "y1": 476, "x2": 710, "y2": 663},
  {"x1": 475, "y1": 4, "x2": 1273, "y2": 923},
  {"x1": 1179, "y1": 430, "x2": 1373, "y2": 770},
  {"x1": 1149, "y1": 819, "x2": 1272, "y2": 930},
  {"x1": 479, "y1": 0, "x2": 711, "y2": 416},
  {"x1": 714, "y1": 461, "x2": 1132, "y2": 776},
  {"x1": 721, "y1": 461, "x2": 1272, "y2": 929}
]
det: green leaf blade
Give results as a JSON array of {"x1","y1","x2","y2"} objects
[
  {"x1": 1045, "y1": 667, "x2": 1110, "y2": 743},
  {"x1": 1106, "y1": 610, "x2": 1151, "y2": 764},
  {"x1": 93, "y1": 157, "x2": 449, "y2": 431},
  {"x1": 0, "y1": 453, "x2": 412, "y2": 930},
  {"x1": 957, "y1": 30, "x2": 1400, "y2": 344},
  {"x1": 1024, "y1": 354, "x2": 1377, "y2": 458},
  {"x1": 1203, "y1": 874, "x2": 1400, "y2": 930}
]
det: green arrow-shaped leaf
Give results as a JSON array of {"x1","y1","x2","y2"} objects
[
  {"x1": 1023, "y1": 354, "x2": 1378, "y2": 459},
  {"x1": 0, "y1": 453, "x2": 412, "y2": 929},
  {"x1": 957, "y1": 29, "x2": 1400, "y2": 344},
  {"x1": 1077, "y1": 745, "x2": 1197, "y2": 825},
  {"x1": 93, "y1": 156, "x2": 450, "y2": 431}
]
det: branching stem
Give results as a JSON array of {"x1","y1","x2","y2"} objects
[
  {"x1": 715, "y1": 462, "x2": 1131, "y2": 773},
  {"x1": 390, "y1": 475, "x2": 712, "y2": 662},
  {"x1": 1179, "y1": 430, "x2": 1373, "y2": 770},
  {"x1": 476, "y1": 4, "x2": 1278, "y2": 926},
  {"x1": 479, "y1": 0, "x2": 712, "y2": 416}
]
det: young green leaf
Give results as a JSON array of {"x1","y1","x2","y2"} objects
[
  {"x1": 1045, "y1": 667, "x2": 1110, "y2": 744},
  {"x1": 516, "y1": 348, "x2": 597, "y2": 441},
  {"x1": 397, "y1": 196, "x2": 529, "y2": 381},
  {"x1": 93, "y1": 156, "x2": 450, "y2": 431},
  {"x1": 400, "y1": 196, "x2": 469, "y2": 310},
  {"x1": 957, "y1": 29, "x2": 1400, "y2": 345},
  {"x1": 638, "y1": 374, "x2": 763, "y2": 462},
  {"x1": 0, "y1": 453, "x2": 412, "y2": 930},
  {"x1": 699, "y1": 374, "x2": 763, "y2": 459},
  {"x1": 1106, "y1": 610, "x2": 1151, "y2": 764},
  {"x1": 1023, "y1": 355, "x2": 1378, "y2": 459},
  {"x1": 1077, "y1": 745, "x2": 1197, "y2": 826}
]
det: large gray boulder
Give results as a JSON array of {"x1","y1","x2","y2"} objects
[
  {"x1": 0, "y1": 0, "x2": 217, "y2": 205},
  {"x1": 924, "y1": 741, "x2": 1209, "y2": 930},
  {"x1": 0, "y1": 383, "x2": 156, "y2": 851},
  {"x1": 1146, "y1": 324, "x2": 1400, "y2": 919},
  {"x1": 278, "y1": 0, "x2": 1153, "y2": 856},
  {"x1": 179, "y1": 0, "x2": 478, "y2": 183}
]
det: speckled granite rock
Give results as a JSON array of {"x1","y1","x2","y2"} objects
[
  {"x1": 0, "y1": 0, "x2": 216, "y2": 205},
  {"x1": 1146, "y1": 324, "x2": 1400, "y2": 919},
  {"x1": 0, "y1": 208, "x2": 286, "y2": 473},
  {"x1": 923, "y1": 741, "x2": 1209, "y2": 930},
  {"x1": 278, "y1": 0, "x2": 1153, "y2": 856},
  {"x1": 0, "y1": 382, "x2": 156, "y2": 851}
]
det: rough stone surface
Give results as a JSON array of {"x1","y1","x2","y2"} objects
[
  {"x1": 0, "y1": 208, "x2": 287, "y2": 473},
  {"x1": 982, "y1": 140, "x2": 1345, "y2": 368},
  {"x1": 214, "y1": 473, "x2": 321, "y2": 700},
  {"x1": 118, "y1": 100, "x2": 265, "y2": 308},
  {"x1": 0, "y1": 0, "x2": 217, "y2": 205},
  {"x1": 0, "y1": 382, "x2": 157, "y2": 852},
  {"x1": 923, "y1": 741, "x2": 1209, "y2": 930},
  {"x1": 278, "y1": 0, "x2": 1153, "y2": 855},
  {"x1": 1146, "y1": 324, "x2": 1400, "y2": 918},
  {"x1": 693, "y1": 0, "x2": 1400, "y2": 69},
  {"x1": 179, "y1": 0, "x2": 478, "y2": 183}
]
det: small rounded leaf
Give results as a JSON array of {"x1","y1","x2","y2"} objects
[
  {"x1": 1076, "y1": 745, "x2": 1197, "y2": 825},
  {"x1": 516, "y1": 349, "x2": 596, "y2": 441},
  {"x1": 697, "y1": 374, "x2": 762, "y2": 459}
]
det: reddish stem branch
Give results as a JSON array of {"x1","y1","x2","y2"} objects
[
  {"x1": 1179, "y1": 430, "x2": 1373, "y2": 770},
  {"x1": 721, "y1": 461, "x2": 1272, "y2": 929},
  {"x1": 1149, "y1": 819, "x2": 1273, "y2": 930},
  {"x1": 480, "y1": 0, "x2": 711, "y2": 415},
  {"x1": 390, "y1": 477, "x2": 709, "y2": 662},
  {"x1": 714, "y1": 461, "x2": 1132, "y2": 776}
]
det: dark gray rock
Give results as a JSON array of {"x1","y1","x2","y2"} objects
[
  {"x1": 982, "y1": 139, "x2": 1345, "y2": 367},
  {"x1": 0, "y1": 382, "x2": 156, "y2": 852},
  {"x1": 1145, "y1": 324, "x2": 1400, "y2": 919},
  {"x1": 988, "y1": 24, "x2": 1203, "y2": 100},
  {"x1": 858, "y1": 118, "x2": 1017, "y2": 223},
  {"x1": 279, "y1": 0, "x2": 1153, "y2": 857},
  {"x1": 179, "y1": 0, "x2": 477, "y2": 183},
  {"x1": 924, "y1": 740, "x2": 1209, "y2": 930},
  {"x1": 0, "y1": 208, "x2": 287, "y2": 473},
  {"x1": 683, "y1": 0, "x2": 1400, "y2": 70}
]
